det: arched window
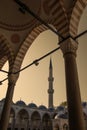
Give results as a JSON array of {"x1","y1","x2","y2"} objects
[
  {"x1": 31, "y1": 111, "x2": 41, "y2": 130},
  {"x1": 17, "y1": 109, "x2": 29, "y2": 129},
  {"x1": 42, "y1": 113, "x2": 52, "y2": 130}
]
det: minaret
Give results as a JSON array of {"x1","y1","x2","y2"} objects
[{"x1": 48, "y1": 58, "x2": 54, "y2": 108}]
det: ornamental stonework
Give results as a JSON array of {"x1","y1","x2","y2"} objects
[{"x1": 60, "y1": 38, "x2": 78, "y2": 55}]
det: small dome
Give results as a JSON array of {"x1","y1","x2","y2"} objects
[
  {"x1": 38, "y1": 105, "x2": 47, "y2": 110},
  {"x1": 58, "y1": 112, "x2": 68, "y2": 119},
  {"x1": 82, "y1": 102, "x2": 87, "y2": 107},
  {"x1": 1, "y1": 98, "x2": 14, "y2": 104},
  {"x1": 55, "y1": 112, "x2": 68, "y2": 119},
  {"x1": 48, "y1": 107, "x2": 55, "y2": 112},
  {"x1": 16, "y1": 100, "x2": 26, "y2": 106},
  {"x1": 1, "y1": 98, "x2": 5, "y2": 102},
  {"x1": 28, "y1": 103, "x2": 37, "y2": 108},
  {"x1": 56, "y1": 106, "x2": 65, "y2": 112}
]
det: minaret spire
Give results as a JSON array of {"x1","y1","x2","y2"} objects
[{"x1": 48, "y1": 58, "x2": 54, "y2": 108}]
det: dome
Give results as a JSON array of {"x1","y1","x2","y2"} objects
[
  {"x1": 48, "y1": 107, "x2": 55, "y2": 112},
  {"x1": 55, "y1": 112, "x2": 68, "y2": 119},
  {"x1": 38, "y1": 105, "x2": 47, "y2": 110},
  {"x1": 82, "y1": 102, "x2": 87, "y2": 107},
  {"x1": 16, "y1": 100, "x2": 26, "y2": 106},
  {"x1": 58, "y1": 112, "x2": 68, "y2": 119},
  {"x1": 28, "y1": 103, "x2": 37, "y2": 108},
  {"x1": 56, "y1": 106, "x2": 65, "y2": 112},
  {"x1": 1, "y1": 98, "x2": 5, "y2": 102},
  {"x1": 1, "y1": 98, "x2": 14, "y2": 104}
]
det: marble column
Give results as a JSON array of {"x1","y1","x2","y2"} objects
[
  {"x1": 0, "y1": 74, "x2": 18, "y2": 130},
  {"x1": 60, "y1": 38, "x2": 85, "y2": 130}
]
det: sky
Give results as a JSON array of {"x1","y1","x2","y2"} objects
[{"x1": 0, "y1": 6, "x2": 87, "y2": 108}]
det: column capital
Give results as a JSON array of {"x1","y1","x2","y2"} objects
[
  {"x1": 60, "y1": 38, "x2": 78, "y2": 56},
  {"x1": 48, "y1": 89, "x2": 54, "y2": 94}
]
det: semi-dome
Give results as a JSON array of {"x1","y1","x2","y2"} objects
[
  {"x1": 58, "y1": 112, "x2": 68, "y2": 119},
  {"x1": 16, "y1": 100, "x2": 26, "y2": 106},
  {"x1": 28, "y1": 103, "x2": 37, "y2": 108},
  {"x1": 0, "y1": 98, "x2": 5, "y2": 102},
  {"x1": 55, "y1": 112, "x2": 68, "y2": 119},
  {"x1": 82, "y1": 102, "x2": 87, "y2": 107},
  {"x1": 38, "y1": 105, "x2": 47, "y2": 110},
  {"x1": 1, "y1": 98, "x2": 14, "y2": 104},
  {"x1": 56, "y1": 106, "x2": 65, "y2": 112},
  {"x1": 48, "y1": 107, "x2": 55, "y2": 112}
]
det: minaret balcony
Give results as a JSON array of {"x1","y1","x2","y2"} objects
[
  {"x1": 48, "y1": 89, "x2": 54, "y2": 93},
  {"x1": 48, "y1": 77, "x2": 54, "y2": 81}
]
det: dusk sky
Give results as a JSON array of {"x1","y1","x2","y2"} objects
[{"x1": 0, "y1": 6, "x2": 87, "y2": 107}]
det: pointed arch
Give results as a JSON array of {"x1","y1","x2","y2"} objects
[
  {"x1": 31, "y1": 111, "x2": 41, "y2": 120},
  {"x1": 17, "y1": 109, "x2": 29, "y2": 119},
  {"x1": 11, "y1": 1, "x2": 71, "y2": 74},
  {"x1": 0, "y1": 34, "x2": 15, "y2": 72},
  {"x1": 70, "y1": 0, "x2": 87, "y2": 36},
  {"x1": 12, "y1": 24, "x2": 48, "y2": 74},
  {"x1": 17, "y1": 109, "x2": 29, "y2": 128},
  {"x1": 0, "y1": 56, "x2": 7, "y2": 70},
  {"x1": 31, "y1": 111, "x2": 41, "y2": 129},
  {"x1": 42, "y1": 113, "x2": 52, "y2": 130},
  {"x1": 48, "y1": 0, "x2": 69, "y2": 38}
]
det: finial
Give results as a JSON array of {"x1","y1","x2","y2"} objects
[
  {"x1": 49, "y1": 57, "x2": 52, "y2": 69},
  {"x1": 20, "y1": 97, "x2": 21, "y2": 101}
]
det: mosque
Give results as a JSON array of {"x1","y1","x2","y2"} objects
[
  {"x1": 0, "y1": 59, "x2": 87, "y2": 130},
  {"x1": 0, "y1": 0, "x2": 87, "y2": 130}
]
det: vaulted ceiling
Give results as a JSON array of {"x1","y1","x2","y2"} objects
[{"x1": 0, "y1": 0, "x2": 87, "y2": 74}]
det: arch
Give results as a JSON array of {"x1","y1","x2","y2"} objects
[
  {"x1": 0, "y1": 34, "x2": 15, "y2": 72},
  {"x1": 31, "y1": 111, "x2": 41, "y2": 129},
  {"x1": 11, "y1": 0, "x2": 87, "y2": 73},
  {"x1": 17, "y1": 109, "x2": 29, "y2": 129},
  {"x1": 0, "y1": 56, "x2": 8, "y2": 70},
  {"x1": 11, "y1": 0, "x2": 68, "y2": 74},
  {"x1": 47, "y1": 0, "x2": 68, "y2": 38},
  {"x1": 70, "y1": 0, "x2": 87, "y2": 36},
  {"x1": 42, "y1": 113, "x2": 52, "y2": 130},
  {"x1": 11, "y1": 24, "x2": 48, "y2": 74},
  {"x1": 0, "y1": 57, "x2": 8, "y2": 85}
]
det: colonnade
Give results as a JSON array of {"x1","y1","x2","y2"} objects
[
  {"x1": 0, "y1": 37, "x2": 85, "y2": 130},
  {"x1": 7, "y1": 118, "x2": 52, "y2": 130}
]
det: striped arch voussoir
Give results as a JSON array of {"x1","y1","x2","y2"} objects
[
  {"x1": 70, "y1": 0, "x2": 87, "y2": 37},
  {"x1": 0, "y1": 34, "x2": 15, "y2": 72},
  {"x1": 12, "y1": 24, "x2": 48, "y2": 73},
  {"x1": 48, "y1": 0, "x2": 69, "y2": 38},
  {"x1": 0, "y1": 56, "x2": 7, "y2": 70}
]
